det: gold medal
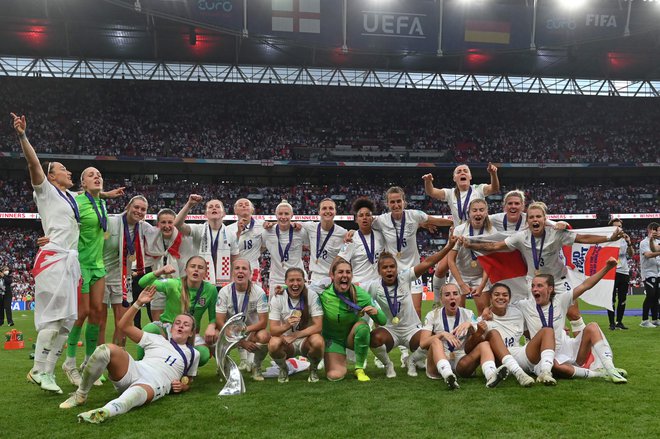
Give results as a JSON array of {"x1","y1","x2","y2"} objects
[
  {"x1": 104, "y1": 232, "x2": 110, "y2": 240},
  {"x1": 181, "y1": 376, "x2": 189, "y2": 385},
  {"x1": 128, "y1": 254, "x2": 136, "y2": 263},
  {"x1": 396, "y1": 252, "x2": 401, "y2": 259},
  {"x1": 535, "y1": 269, "x2": 541, "y2": 276},
  {"x1": 392, "y1": 316, "x2": 400, "y2": 325},
  {"x1": 292, "y1": 310, "x2": 302, "y2": 318},
  {"x1": 315, "y1": 259, "x2": 319, "y2": 265},
  {"x1": 470, "y1": 260, "x2": 478, "y2": 268},
  {"x1": 449, "y1": 352, "x2": 456, "y2": 361}
]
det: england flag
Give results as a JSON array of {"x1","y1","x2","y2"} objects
[{"x1": 272, "y1": 0, "x2": 321, "y2": 33}]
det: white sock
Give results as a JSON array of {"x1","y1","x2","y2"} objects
[
  {"x1": 540, "y1": 349, "x2": 555, "y2": 374},
  {"x1": 103, "y1": 385, "x2": 148, "y2": 417},
  {"x1": 572, "y1": 367, "x2": 601, "y2": 378},
  {"x1": 33, "y1": 329, "x2": 58, "y2": 374},
  {"x1": 239, "y1": 348, "x2": 248, "y2": 361},
  {"x1": 502, "y1": 354, "x2": 524, "y2": 377},
  {"x1": 252, "y1": 343, "x2": 268, "y2": 369},
  {"x1": 79, "y1": 345, "x2": 111, "y2": 395},
  {"x1": 410, "y1": 347, "x2": 427, "y2": 364},
  {"x1": 45, "y1": 333, "x2": 69, "y2": 374},
  {"x1": 482, "y1": 360, "x2": 497, "y2": 381},
  {"x1": 436, "y1": 359, "x2": 453, "y2": 379},
  {"x1": 371, "y1": 345, "x2": 392, "y2": 366},
  {"x1": 432, "y1": 275, "x2": 445, "y2": 305},
  {"x1": 570, "y1": 317, "x2": 586, "y2": 334},
  {"x1": 398, "y1": 345, "x2": 409, "y2": 359},
  {"x1": 593, "y1": 340, "x2": 616, "y2": 371}
]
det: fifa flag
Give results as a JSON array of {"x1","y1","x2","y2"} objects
[
  {"x1": 272, "y1": 0, "x2": 321, "y2": 33},
  {"x1": 562, "y1": 227, "x2": 620, "y2": 311},
  {"x1": 464, "y1": 20, "x2": 511, "y2": 44}
]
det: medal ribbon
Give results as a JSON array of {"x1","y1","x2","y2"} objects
[
  {"x1": 531, "y1": 230, "x2": 546, "y2": 272},
  {"x1": 231, "y1": 283, "x2": 250, "y2": 315},
  {"x1": 503, "y1": 215, "x2": 522, "y2": 231},
  {"x1": 441, "y1": 307, "x2": 461, "y2": 352},
  {"x1": 53, "y1": 184, "x2": 80, "y2": 223},
  {"x1": 358, "y1": 230, "x2": 375, "y2": 264},
  {"x1": 170, "y1": 339, "x2": 195, "y2": 376},
  {"x1": 468, "y1": 224, "x2": 484, "y2": 262},
  {"x1": 382, "y1": 280, "x2": 400, "y2": 318},
  {"x1": 335, "y1": 287, "x2": 362, "y2": 314},
  {"x1": 536, "y1": 302, "x2": 554, "y2": 328},
  {"x1": 85, "y1": 192, "x2": 107, "y2": 231},
  {"x1": 121, "y1": 217, "x2": 144, "y2": 306},
  {"x1": 122, "y1": 214, "x2": 139, "y2": 257},
  {"x1": 208, "y1": 224, "x2": 220, "y2": 273},
  {"x1": 287, "y1": 294, "x2": 305, "y2": 311},
  {"x1": 456, "y1": 187, "x2": 473, "y2": 223},
  {"x1": 275, "y1": 226, "x2": 294, "y2": 263},
  {"x1": 391, "y1": 212, "x2": 406, "y2": 255},
  {"x1": 244, "y1": 218, "x2": 255, "y2": 232},
  {"x1": 316, "y1": 223, "x2": 335, "y2": 260}
]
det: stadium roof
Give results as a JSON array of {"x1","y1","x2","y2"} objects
[{"x1": 1, "y1": 0, "x2": 659, "y2": 80}]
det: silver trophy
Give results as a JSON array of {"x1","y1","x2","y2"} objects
[{"x1": 216, "y1": 313, "x2": 248, "y2": 396}]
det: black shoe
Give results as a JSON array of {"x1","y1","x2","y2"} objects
[
  {"x1": 609, "y1": 324, "x2": 616, "y2": 331},
  {"x1": 8, "y1": 322, "x2": 15, "y2": 327},
  {"x1": 615, "y1": 322, "x2": 628, "y2": 330}
]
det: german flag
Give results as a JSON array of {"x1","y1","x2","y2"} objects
[{"x1": 464, "y1": 20, "x2": 511, "y2": 45}]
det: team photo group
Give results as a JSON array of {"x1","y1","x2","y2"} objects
[{"x1": 10, "y1": 111, "x2": 660, "y2": 425}]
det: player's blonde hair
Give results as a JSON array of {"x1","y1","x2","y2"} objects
[
  {"x1": 276, "y1": 199, "x2": 293, "y2": 212},
  {"x1": 527, "y1": 201, "x2": 548, "y2": 216},
  {"x1": 124, "y1": 195, "x2": 148, "y2": 214},
  {"x1": 233, "y1": 198, "x2": 255, "y2": 214}
]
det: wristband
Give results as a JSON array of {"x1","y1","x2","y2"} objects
[
  {"x1": 133, "y1": 302, "x2": 143, "y2": 310},
  {"x1": 18, "y1": 132, "x2": 27, "y2": 140}
]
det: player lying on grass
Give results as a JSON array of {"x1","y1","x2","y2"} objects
[{"x1": 59, "y1": 286, "x2": 199, "y2": 423}]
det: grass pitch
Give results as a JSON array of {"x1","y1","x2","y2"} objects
[{"x1": 1, "y1": 296, "x2": 659, "y2": 439}]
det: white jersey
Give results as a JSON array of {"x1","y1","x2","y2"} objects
[
  {"x1": 216, "y1": 282, "x2": 269, "y2": 326},
  {"x1": 302, "y1": 222, "x2": 347, "y2": 281},
  {"x1": 490, "y1": 212, "x2": 527, "y2": 234},
  {"x1": 486, "y1": 306, "x2": 525, "y2": 349},
  {"x1": 189, "y1": 222, "x2": 235, "y2": 286},
  {"x1": 32, "y1": 180, "x2": 79, "y2": 250},
  {"x1": 616, "y1": 240, "x2": 631, "y2": 275},
  {"x1": 504, "y1": 227, "x2": 575, "y2": 280},
  {"x1": 517, "y1": 293, "x2": 573, "y2": 349},
  {"x1": 138, "y1": 332, "x2": 200, "y2": 392},
  {"x1": 441, "y1": 184, "x2": 487, "y2": 227},
  {"x1": 268, "y1": 290, "x2": 324, "y2": 336},
  {"x1": 261, "y1": 225, "x2": 308, "y2": 286},
  {"x1": 452, "y1": 223, "x2": 496, "y2": 280},
  {"x1": 363, "y1": 268, "x2": 421, "y2": 327},
  {"x1": 372, "y1": 210, "x2": 428, "y2": 267},
  {"x1": 423, "y1": 306, "x2": 476, "y2": 353},
  {"x1": 226, "y1": 218, "x2": 265, "y2": 273},
  {"x1": 639, "y1": 237, "x2": 660, "y2": 279},
  {"x1": 337, "y1": 230, "x2": 386, "y2": 285}
]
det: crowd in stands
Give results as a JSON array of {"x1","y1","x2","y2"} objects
[
  {"x1": 0, "y1": 177, "x2": 657, "y2": 219},
  {"x1": 2, "y1": 78, "x2": 659, "y2": 163}
]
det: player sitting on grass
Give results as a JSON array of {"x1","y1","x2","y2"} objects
[{"x1": 59, "y1": 286, "x2": 198, "y2": 423}]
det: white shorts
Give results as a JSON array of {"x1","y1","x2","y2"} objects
[
  {"x1": 150, "y1": 291, "x2": 166, "y2": 311},
  {"x1": 103, "y1": 285, "x2": 123, "y2": 306},
  {"x1": 111, "y1": 355, "x2": 169, "y2": 401},
  {"x1": 290, "y1": 337, "x2": 306, "y2": 356},
  {"x1": 410, "y1": 277, "x2": 424, "y2": 295},
  {"x1": 383, "y1": 324, "x2": 422, "y2": 350},
  {"x1": 555, "y1": 331, "x2": 584, "y2": 365}
]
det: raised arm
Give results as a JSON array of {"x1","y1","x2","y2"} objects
[
  {"x1": 459, "y1": 236, "x2": 509, "y2": 252},
  {"x1": 575, "y1": 227, "x2": 624, "y2": 245},
  {"x1": 174, "y1": 194, "x2": 203, "y2": 236},
  {"x1": 482, "y1": 162, "x2": 500, "y2": 196},
  {"x1": 414, "y1": 234, "x2": 458, "y2": 278},
  {"x1": 119, "y1": 286, "x2": 157, "y2": 343},
  {"x1": 572, "y1": 257, "x2": 618, "y2": 301},
  {"x1": 422, "y1": 173, "x2": 446, "y2": 201},
  {"x1": 12, "y1": 113, "x2": 45, "y2": 186}
]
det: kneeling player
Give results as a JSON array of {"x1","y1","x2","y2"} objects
[
  {"x1": 268, "y1": 268, "x2": 324, "y2": 383},
  {"x1": 59, "y1": 286, "x2": 198, "y2": 423}
]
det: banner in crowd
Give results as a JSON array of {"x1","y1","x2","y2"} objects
[
  {"x1": 442, "y1": 1, "x2": 532, "y2": 52},
  {"x1": 472, "y1": 227, "x2": 620, "y2": 310},
  {"x1": 139, "y1": 0, "x2": 244, "y2": 31},
  {"x1": 247, "y1": 0, "x2": 342, "y2": 46},
  {"x1": 347, "y1": 0, "x2": 439, "y2": 53},
  {"x1": 535, "y1": 1, "x2": 627, "y2": 47}
]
